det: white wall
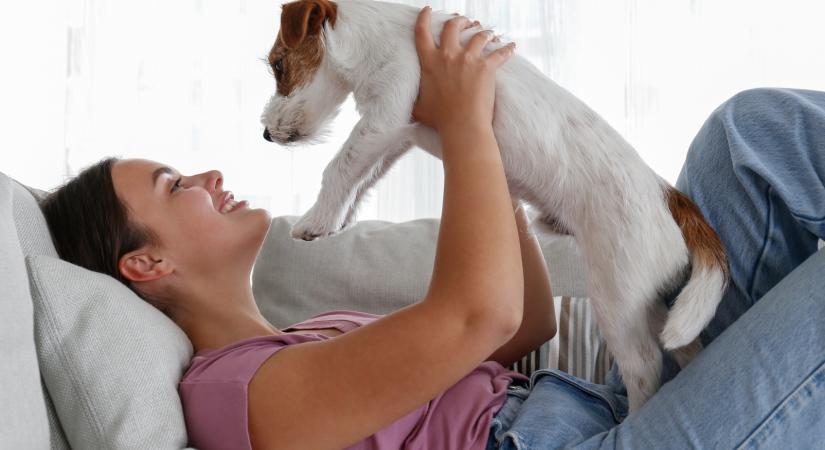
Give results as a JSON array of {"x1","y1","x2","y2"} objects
[
  {"x1": 0, "y1": 0, "x2": 69, "y2": 189},
  {"x1": 2, "y1": 0, "x2": 825, "y2": 220}
]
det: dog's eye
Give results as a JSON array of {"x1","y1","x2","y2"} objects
[{"x1": 274, "y1": 60, "x2": 284, "y2": 76}]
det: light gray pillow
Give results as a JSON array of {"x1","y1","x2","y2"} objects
[
  {"x1": 253, "y1": 216, "x2": 441, "y2": 328},
  {"x1": 27, "y1": 255, "x2": 193, "y2": 450},
  {"x1": 252, "y1": 215, "x2": 611, "y2": 382},
  {"x1": 253, "y1": 215, "x2": 589, "y2": 328}
]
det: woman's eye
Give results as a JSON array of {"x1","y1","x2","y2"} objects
[{"x1": 171, "y1": 177, "x2": 183, "y2": 193}]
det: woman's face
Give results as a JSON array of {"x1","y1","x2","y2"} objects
[{"x1": 111, "y1": 158, "x2": 272, "y2": 281}]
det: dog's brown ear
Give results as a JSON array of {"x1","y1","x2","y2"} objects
[{"x1": 280, "y1": 0, "x2": 337, "y2": 49}]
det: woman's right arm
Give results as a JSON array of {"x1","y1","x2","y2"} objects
[{"x1": 248, "y1": 9, "x2": 521, "y2": 450}]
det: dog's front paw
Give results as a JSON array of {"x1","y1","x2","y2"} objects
[
  {"x1": 340, "y1": 206, "x2": 359, "y2": 232},
  {"x1": 290, "y1": 207, "x2": 345, "y2": 241}
]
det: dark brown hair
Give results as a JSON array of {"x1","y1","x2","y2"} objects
[{"x1": 40, "y1": 157, "x2": 169, "y2": 313}]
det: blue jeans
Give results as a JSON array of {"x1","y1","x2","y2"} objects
[{"x1": 487, "y1": 88, "x2": 825, "y2": 449}]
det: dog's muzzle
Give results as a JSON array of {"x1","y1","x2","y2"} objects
[{"x1": 262, "y1": 127, "x2": 302, "y2": 144}]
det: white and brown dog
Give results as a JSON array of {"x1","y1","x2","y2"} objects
[{"x1": 260, "y1": 0, "x2": 728, "y2": 411}]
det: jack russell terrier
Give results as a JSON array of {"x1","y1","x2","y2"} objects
[{"x1": 260, "y1": 0, "x2": 729, "y2": 411}]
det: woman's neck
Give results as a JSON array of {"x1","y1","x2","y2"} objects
[{"x1": 173, "y1": 279, "x2": 281, "y2": 354}]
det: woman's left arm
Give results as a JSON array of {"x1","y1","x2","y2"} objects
[{"x1": 486, "y1": 200, "x2": 557, "y2": 367}]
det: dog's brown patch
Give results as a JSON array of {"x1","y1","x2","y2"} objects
[
  {"x1": 268, "y1": 0, "x2": 337, "y2": 96},
  {"x1": 666, "y1": 187, "x2": 729, "y2": 278}
]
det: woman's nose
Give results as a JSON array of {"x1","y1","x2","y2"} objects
[
  {"x1": 194, "y1": 170, "x2": 223, "y2": 192},
  {"x1": 208, "y1": 170, "x2": 223, "y2": 192}
]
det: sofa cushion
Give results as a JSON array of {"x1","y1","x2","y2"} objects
[
  {"x1": 253, "y1": 216, "x2": 440, "y2": 328},
  {"x1": 10, "y1": 176, "x2": 70, "y2": 448},
  {"x1": 253, "y1": 215, "x2": 589, "y2": 328},
  {"x1": 252, "y1": 215, "x2": 611, "y2": 383},
  {"x1": 27, "y1": 254, "x2": 193, "y2": 450},
  {"x1": 0, "y1": 173, "x2": 50, "y2": 449}
]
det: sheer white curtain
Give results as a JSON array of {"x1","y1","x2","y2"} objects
[{"x1": 3, "y1": 0, "x2": 825, "y2": 220}]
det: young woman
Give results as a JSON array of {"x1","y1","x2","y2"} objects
[{"x1": 41, "y1": 7, "x2": 825, "y2": 450}]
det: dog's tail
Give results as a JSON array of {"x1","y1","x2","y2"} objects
[{"x1": 660, "y1": 187, "x2": 730, "y2": 350}]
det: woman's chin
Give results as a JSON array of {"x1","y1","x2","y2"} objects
[
  {"x1": 248, "y1": 208, "x2": 273, "y2": 247},
  {"x1": 250, "y1": 207, "x2": 273, "y2": 230}
]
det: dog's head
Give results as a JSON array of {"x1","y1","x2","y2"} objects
[{"x1": 261, "y1": 0, "x2": 349, "y2": 145}]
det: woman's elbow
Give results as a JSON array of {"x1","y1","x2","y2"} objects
[{"x1": 545, "y1": 321, "x2": 558, "y2": 342}]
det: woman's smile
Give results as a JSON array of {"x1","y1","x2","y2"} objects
[
  {"x1": 217, "y1": 190, "x2": 249, "y2": 214},
  {"x1": 221, "y1": 198, "x2": 248, "y2": 214}
]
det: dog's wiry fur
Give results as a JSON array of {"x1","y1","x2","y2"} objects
[{"x1": 261, "y1": 0, "x2": 729, "y2": 411}]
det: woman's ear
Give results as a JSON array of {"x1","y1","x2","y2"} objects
[{"x1": 118, "y1": 249, "x2": 174, "y2": 283}]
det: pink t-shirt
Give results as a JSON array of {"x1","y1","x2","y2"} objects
[{"x1": 179, "y1": 310, "x2": 527, "y2": 450}]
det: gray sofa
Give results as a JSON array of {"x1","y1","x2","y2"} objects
[
  {"x1": 1, "y1": 169, "x2": 596, "y2": 449},
  {"x1": 2, "y1": 171, "x2": 67, "y2": 449}
]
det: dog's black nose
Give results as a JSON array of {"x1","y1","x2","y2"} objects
[{"x1": 263, "y1": 128, "x2": 273, "y2": 142}]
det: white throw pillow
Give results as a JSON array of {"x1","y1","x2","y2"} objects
[{"x1": 27, "y1": 255, "x2": 194, "y2": 450}]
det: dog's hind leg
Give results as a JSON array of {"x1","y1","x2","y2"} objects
[
  {"x1": 671, "y1": 337, "x2": 703, "y2": 369},
  {"x1": 587, "y1": 267, "x2": 664, "y2": 412},
  {"x1": 602, "y1": 306, "x2": 663, "y2": 411}
]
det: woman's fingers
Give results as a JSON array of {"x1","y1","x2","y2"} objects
[
  {"x1": 414, "y1": 6, "x2": 436, "y2": 61},
  {"x1": 486, "y1": 42, "x2": 516, "y2": 68},
  {"x1": 441, "y1": 15, "x2": 471, "y2": 52},
  {"x1": 415, "y1": 6, "x2": 513, "y2": 71},
  {"x1": 466, "y1": 29, "x2": 494, "y2": 55}
]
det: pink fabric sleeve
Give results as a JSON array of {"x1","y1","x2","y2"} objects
[{"x1": 179, "y1": 334, "x2": 316, "y2": 450}]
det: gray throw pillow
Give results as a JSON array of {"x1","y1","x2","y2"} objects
[
  {"x1": 252, "y1": 215, "x2": 610, "y2": 382},
  {"x1": 253, "y1": 216, "x2": 441, "y2": 328},
  {"x1": 27, "y1": 255, "x2": 193, "y2": 450},
  {"x1": 253, "y1": 215, "x2": 589, "y2": 328}
]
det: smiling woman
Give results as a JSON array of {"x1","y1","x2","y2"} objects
[{"x1": 41, "y1": 157, "x2": 273, "y2": 327}]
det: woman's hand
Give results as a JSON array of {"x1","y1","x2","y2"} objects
[{"x1": 412, "y1": 7, "x2": 515, "y2": 136}]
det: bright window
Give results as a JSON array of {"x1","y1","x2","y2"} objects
[{"x1": 2, "y1": 0, "x2": 824, "y2": 221}]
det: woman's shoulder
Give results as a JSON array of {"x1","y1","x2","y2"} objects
[
  {"x1": 284, "y1": 309, "x2": 383, "y2": 331},
  {"x1": 181, "y1": 310, "x2": 381, "y2": 385},
  {"x1": 179, "y1": 335, "x2": 322, "y2": 450},
  {"x1": 177, "y1": 310, "x2": 381, "y2": 448},
  {"x1": 181, "y1": 333, "x2": 318, "y2": 385}
]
